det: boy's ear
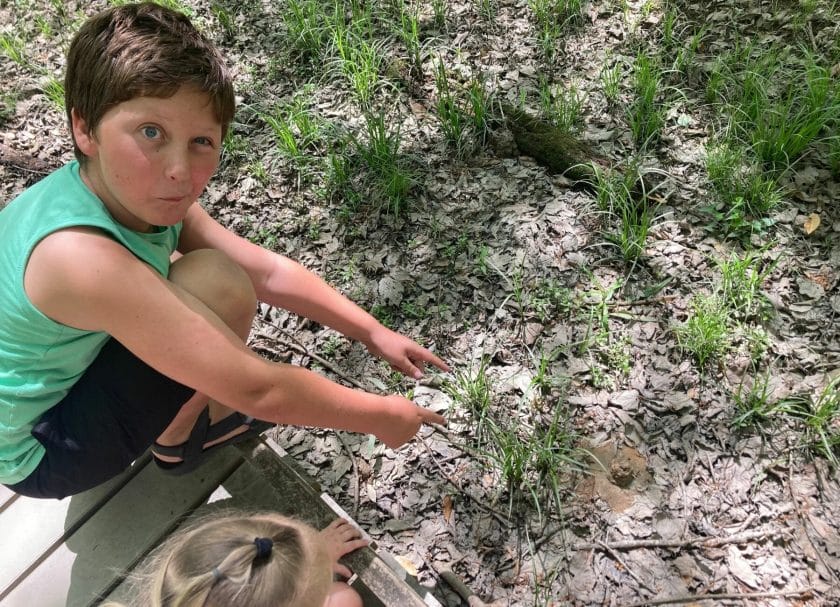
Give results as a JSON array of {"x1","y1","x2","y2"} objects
[{"x1": 70, "y1": 108, "x2": 97, "y2": 156}]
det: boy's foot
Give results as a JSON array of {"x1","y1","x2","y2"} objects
[{"x1": 151, "y1": 408, "x2": 274, "y2": 475}]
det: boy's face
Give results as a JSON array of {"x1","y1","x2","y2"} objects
[{"x1": 72, "y1": 86, "x2": 222, "y2": 233}]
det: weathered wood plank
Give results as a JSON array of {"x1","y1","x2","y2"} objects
[
  {"x1": 0, "y1": 454, "x2": 151, "y2": 600},
  {"x1": 0, "y1": 484, "x2": 18, "y2": 514},
  {"x1": 1, "y1": 449, "x2": 243, "y2": 607},
  {"x1": 106, "y1": 449, "x2": 389, "y2": 606},
  {"x1": 236, "y1": 437, "x2": 438, "y2": 607},
  {"x1": 103, "y1": 456, "x2": 297, "y2": 604}
]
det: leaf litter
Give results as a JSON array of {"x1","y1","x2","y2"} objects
[{"x1": 1, "y1": 0, "x2": 839, "y2": 605}]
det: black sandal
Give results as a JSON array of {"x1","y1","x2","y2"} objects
[{"x1": 152, "y1": 408, "x2": 274, "y2": 475}]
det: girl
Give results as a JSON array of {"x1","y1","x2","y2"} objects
[{"x1": 104, "y1": 512, "x2": 367, "y2": 607}]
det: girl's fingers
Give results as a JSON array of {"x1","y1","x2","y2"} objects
[
  {"x1": 339, "y1": 537, "x2": 368, "y2": 553},
  {"x1": 332, "y1": 519, "x2": 360, "y2": 537},
  {"x1": 323, "y1": 519, "x2": 367, "y2": 547}
]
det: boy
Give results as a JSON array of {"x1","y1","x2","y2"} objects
[{"x1": 0, "y1": 2, "x2": 448, "y2": 500}]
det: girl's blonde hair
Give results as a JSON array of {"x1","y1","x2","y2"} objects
[{"x1": 105, "y1": 512, "x2": 331, "y2": 607}]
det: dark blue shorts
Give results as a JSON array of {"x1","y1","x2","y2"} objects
[{"x1": 4, "y1": 338, "x2": 195, "y2": 499}]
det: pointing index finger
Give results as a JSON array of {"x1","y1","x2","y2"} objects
[
  {"x1": 414, "y1": 348, "x2": 450, "y2": 374},
  {"x1": 418, "y1": 406, "x2": 446, "y2": 426},
  {"x1": 426, "y1": 350, "x2": 449, "y2": 373}
]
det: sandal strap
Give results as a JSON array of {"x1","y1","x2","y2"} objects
[
  {"x1": 202, "y1": 411, "x2": 249, "y2": 443},
  {"x1": 152, "y1": 411, "x2": 274, "y2": 476},
  {"x1": 152, "y1": 407, "x2": 211, "y2": 458}
]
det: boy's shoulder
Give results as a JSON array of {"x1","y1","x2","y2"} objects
[{"x1": 25, "y1": 226, "x2": 157, "y2": 333}]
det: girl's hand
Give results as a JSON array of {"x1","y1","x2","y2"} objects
[
  {"x1": 365, "y1": 326, "x2": 450, "y2": 380},
  {"x1": 319, "y1": 519, "x2": 369, "y2": 578}
]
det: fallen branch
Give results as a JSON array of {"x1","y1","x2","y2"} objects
[
  {"x1": 335, "y1": 431, "x2": 361, "y2": 520},
  {"x1": 624, "y1": 587, "x2": 814, "y2": 607},
  {"x1": 418, "y1": 437, "x2": 512, "y2": 528},
  {"x1": 573, "y1": 528, "x2": 788, "y2": 552},
  {"x1": 253, "y1": 318, "x2": 368, "y2": 390},
  {"x1": 787, "y1": 451, "x2": 840, "y2": 586},
  {"x1": 438, "y1": 569, "x2": 504, "y2": 607},
  {"x1": 0, "y1": 143, "x2": 56, "y2": 175},
  {"x1": 596, "y1": 541, "x2": 656, "y2": 595}
]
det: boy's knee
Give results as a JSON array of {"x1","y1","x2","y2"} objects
[{"x1": 169, "y1": 249, "x2": 256, "y2": 327}]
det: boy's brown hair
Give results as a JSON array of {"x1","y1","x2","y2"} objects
[{"x1": 65, "y1": 2, "x2": 235, "y2": 164}]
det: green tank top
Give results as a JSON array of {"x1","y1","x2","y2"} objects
[{"x1": 0, "y1": 161, "x2": 183, "y2": 484}]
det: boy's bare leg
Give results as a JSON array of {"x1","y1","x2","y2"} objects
[{"x1": 153, "y1": 249, "x2": 258, "y2": 461}]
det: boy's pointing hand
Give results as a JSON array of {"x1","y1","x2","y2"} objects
[
  {"x1": 376, "y1": 395, "x2": 445, "y2": 449},
  {"x1": 366, "y1": 326, "x2": 450, "y2": 380}
]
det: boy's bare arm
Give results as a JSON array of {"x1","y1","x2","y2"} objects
[
  {"x1": 24, "y1": 227, "x2": 442, "y2": 447},
  {"x1": 178, "y1": 205, "x2": 449, "y2": 378}
]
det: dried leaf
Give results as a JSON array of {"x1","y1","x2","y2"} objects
[
  {"x1": 365, "y1": 482, "x2": 377, "y2": 502},
  {"x1": 608, "y1": 389, "x2": 640, "y2": 412},
  {"x1": 408, "y1": 100, "x2": 427, "y2": 117},
  {"x1": 807, "y1": 514, "x2": 840, "y2": 557},
  {"x1": 803, "y1": 213, "x2": 821, "y2": 235},
  {"x1": 442, "y1": 494, "x2": 454, "y2": 523},
  {"x1": 394, "y1": 555, "x2": 418, "y2": 577},
  {"x1": 727, "y1": 545, "x2": 760, "y2": 589},
  {"x1": 413, "y1": 386, "x2": 452, "y2": 412},
  {"x1": 798, "y1": 277, "x2": 825, "y2": 300}
]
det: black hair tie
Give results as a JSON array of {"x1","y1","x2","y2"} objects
[{"x1": 254, "y1": 537, "x2": 273, "y2": 560}]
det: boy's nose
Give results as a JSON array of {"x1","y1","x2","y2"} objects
[{"x1": 164, "y1": 149, "x2": 191, "y2": 182}]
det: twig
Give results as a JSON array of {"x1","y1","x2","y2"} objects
[
  {"x1": 596, "y1": 540, "x2": 655, "y2": 595},
  {"x1": 608, "y1": 295, "x2": 679, "y2": 308},
  {"x1": 787, "y1": 451, "x2": 840, "y2": 586},
  {"x1": 335, "y1": 431, "x2": 361, "y2": 520},
  {"x1": 437, "y1": 569, "x2": 501, "y2": 607},
  {"x1": 573, "y1": 528, "x2": 787, "y2": 552},
  {"x1": 418, "y1": 437, "x2": 512, "y2": 527},
  {"x1": 623, "y1": 587, "x2": 814, "y2": 607},
  {"x1": 255, "y1": 318, "x2": 367, "y2": 390},
  {"x1": 0, "y1": 144, "x2": 55, "y2": 175}
]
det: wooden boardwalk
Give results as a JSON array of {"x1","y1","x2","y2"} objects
[{"x1": 0, "y1": 436, "x2": 442, "y2": 607}]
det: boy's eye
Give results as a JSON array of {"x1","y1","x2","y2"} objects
[
  {"x1": 194, "y1": 136, "x2": 214, "y2": 147},
  {"x1": 141, "y1": 126, "x2": 160, "y2": 139}
]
